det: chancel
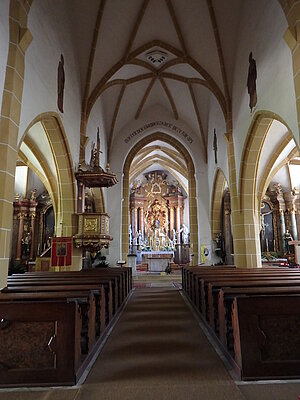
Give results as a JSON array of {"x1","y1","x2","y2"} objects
[
  {"x1": 2, "y1": 1, "x2": 300, "y2": 399},
  {"x1": 129, "y1": 168, "x2": 190, "y2": 270}
]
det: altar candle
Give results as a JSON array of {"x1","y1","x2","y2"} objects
[{"x1": 266, "y1": 238, "x2": 269, "y2": 252}]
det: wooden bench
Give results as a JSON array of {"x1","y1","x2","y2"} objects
[
  {"x1": 232, "y1": 295, "x2": 300, "y2": 380},
  {"x1": 7, "y1": 273, "x2": 123, "y2": 320},
  {"x1": 6, "y1": 278, "x2": 114, "y2": 323},
  {"x1": 182, "y1": 266, "x2": 300, "y2": 380},
  {"x1": 0, "y1": 267, "x2": 132, "y2": 387},
  {"x1": 0, "y1": 300, "x2": 82, "y2": 387},
  {"x1": 206, "y1": 276, "x2": 300, "y2": 328},
  {"x1": 218, "y1": 286, "x2": 300, "y2": 351}
]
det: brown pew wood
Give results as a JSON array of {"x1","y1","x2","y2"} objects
[
  {"x1": 6, "y1": 277, "x2": 115, "y2": 322},
  {"x1": 232, "y1": 295, "x2": 300, "y2": 380},
  {"x1": 218, "y1": 286, "x2": 300, "y2": 350},
  {"x1": 0, "y1": 300, "x2": 82, "y2": 387}
]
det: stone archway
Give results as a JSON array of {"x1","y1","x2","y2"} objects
[
  {"x1": 19, "y1": 112, "x2": 81, "y2": 270},
  {"x1": 238, "y1": 111, "x2": 295, "y2": 267},
  {"x1": 122, "y1": 132, "x2": 198, "y2": 265},
  {"x1": 211, "y1": 168, "x2": 227, "y2": 239},
  {"x1": 0, "y1": 0, "x2": 33, "y2": 288}
]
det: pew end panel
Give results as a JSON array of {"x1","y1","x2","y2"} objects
[
  {"x1": 232, "y1": 295, "x2": 300, "y2": 380},
  {"x1": 0, "y1": 301, "x2": 82, "y2": 387}
]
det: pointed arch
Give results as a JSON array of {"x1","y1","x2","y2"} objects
[
  {"x1": 210, "y1": 168, "x2": 227, "y2": 240},
  {"x1": 20, "y1": 112, "x2": 77, "y2": 239},
  {"x1": 238, "y1": 110, "x2": 295, "y2": 268},
  {"x1": 122, "y1": 131, "x2": 198, "y2": 264}
]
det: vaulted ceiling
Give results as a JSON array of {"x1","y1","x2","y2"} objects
[{"x1": 70, "y1": 0, "x2": 244, "y2": 165}]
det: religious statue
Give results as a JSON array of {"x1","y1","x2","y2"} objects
[
  {"x1": 129, "y1": 224, "x2": 133, "y2": 247},
  {"x1": 284, "y1": 229, "x2": 293, "y2": 254},
  {"x1": 182, "y1": 224, "x2": 189, "y2": 244},
  {"x1": 172, "y1": 228, "x2": 177, "y2": 245},
  {"x1": 21, "y1": 231, "x2": 32, "y2": 257},
  {"x1": 30, "y1": 189, "x2": 37, "y2": 201},
  {"x1": 138, "y1": 230, "x2": 143, "y2": 246},
  {"x1": 213, "y1": 129, "x2": 217, "y2": 164},
  {"x1": 57, "y1": 54, "x2": 65, "y2": 113},
  {"x1": 89, "y1": 127, "x2": 103, "y2": 170},
  {"x1": 247, "y1": 52, "x2": 257, "y2": 112},
  {"x1": 215, "y1": 232, "x2": 226, "y2": 263}
]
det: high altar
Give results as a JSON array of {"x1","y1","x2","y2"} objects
[{"x1": 129, "y1": 171, "x2": 189, "y2": 270}]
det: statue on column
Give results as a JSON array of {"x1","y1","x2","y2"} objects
[
  {"x1": 57, "y1": 54, "x2": 65, "y2": 113},
  {"x1": 247, "y1": 52, "x2": 257, "y2": 112},
  {"x1": 213, "y1": 129, "x2": 217, "y2": 164}
]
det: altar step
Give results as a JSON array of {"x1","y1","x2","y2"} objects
[{"x1": 136, "y1": 262, "x2": 189, "y2": 272}]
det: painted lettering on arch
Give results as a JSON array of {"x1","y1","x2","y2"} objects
[{"x1": 124, "y1": 121, "x2": 193, "y2": 144}]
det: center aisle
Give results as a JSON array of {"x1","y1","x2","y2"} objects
[{"x1": 77, "y1": 286, "x2": 245, "y2": 400}]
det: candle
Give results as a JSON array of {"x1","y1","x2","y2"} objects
[{"x1": 266, "y1": 238, "x2": 269, "y2": 252}]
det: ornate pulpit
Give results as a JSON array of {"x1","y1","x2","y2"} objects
[
  {"x1": 73, "y1": 128, "x2": 117, "y2": 256},
  {"x1": 74, "y1": 213, "x2": 112, "y2": 256}
]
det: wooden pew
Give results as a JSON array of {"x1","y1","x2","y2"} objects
[
  {"x1": 218, "y1": 286, "x2": 300, "y2": 351},
  {"x1": 182, "y1": 265, "x2": 300, "y2": 380},
  {"x1": 205, "y1": 275, "x2": 300, "y2": 328},
  {"x1": 232, "y1": 295, "x2": 300, "y2": 380},
  {"x1": 18, "y1": 267, "x2": 132, "y2": 308},
  {"x1": 0, "y1": 300, "x2": 82, "y2": 387},
  {"x1": 7, "y1": 276, "x2": 116, "y2": 322},
  {"x1": 194, "y1": 270, "x2": 300, "y2": 316},
  {"x1": 0, "y1": 290, "x2": 98, "y2": 351},
  {"x1": 0, "y1": 267, "x2": 133, "y2": 387},
  {"x1": 182, "y1": 266, "x2": 236, "y2": 300}
]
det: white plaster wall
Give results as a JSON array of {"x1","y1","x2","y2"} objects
[
  {"x1": 0, "y1": 1, "x2": 9, "y2": 112},
  {"x1": 204, "y1": 93, "x2": 228, "y2": 264},
  {"x1": 195, "y1": 169, "x2": 211, "y2": 265},
  {"x1": 232, "y1": 0, "x2": 298, "y2": 190},
  {"x1": 26, "y1": 168, "x2": 45, "y2": 198},
  {"x1": 207, "y1": 94, "x2": 228, "y2": 195},
  {"x1": 19, "y1": 0, "x2": 82, "y2": 166}
]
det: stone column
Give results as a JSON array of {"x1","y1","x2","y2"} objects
[
  {"x1": 170, "y1": 207, "x2": 174, "y2": 237},
  {"x1": 296, "y1": 212, "x2": 300, "y2": 242},
  {"x1": 176, "y1": 206, "x2": 181, "y2": 242},
  {"x1": 290, "y1": 208, "x2": 298, "y2": 241},
  {"x1": 29, "y1": 211, "x2": 36, "y2": 260},
  {"x1": 140, "y1": 207, "x2": 144, "y2": 238},
  {"x1": 134, "y1": 207, "x2": 138, "y2": 236},
  {"x1": 0, "y1": 1, "x2": 33, "y2": 288},
  {"x1": 16, "y1": 212, "x2": 25, "y2": 260},
  {"x1": 279, "y1": 210, "x2": 286, "y2": 253},
  {"x1": 131, "y1": 208, "x2": 135, "y2": 234}
]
